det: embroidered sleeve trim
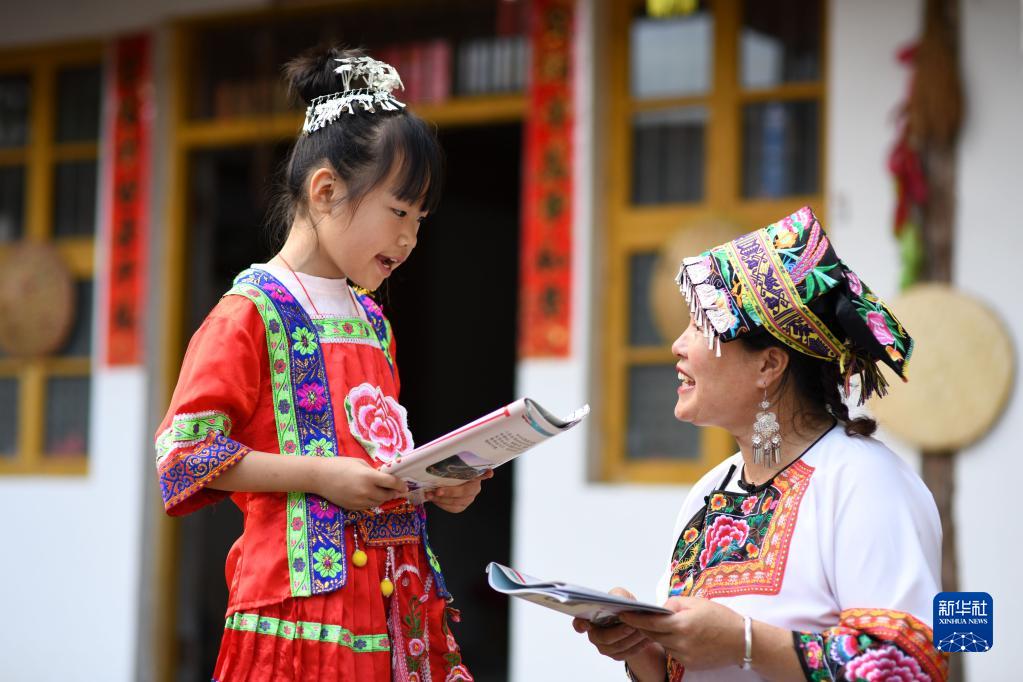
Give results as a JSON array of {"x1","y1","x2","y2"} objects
[
  {"x1": 224, "y1": 612, "x2": 390, "y2": 652},
  {"x1": 155, "y1": 410, "x2": 233, "y2": 466},
  {"x1": 793, "y1": 609, "x2": 947, "y2": 682},
  {"x1": 158, "y1": 431, "x2": 250, "y2": 512}
]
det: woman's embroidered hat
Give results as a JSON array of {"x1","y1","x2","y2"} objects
[{"x1": 676, "y1": 206, "x2": 913, "y2": 402}]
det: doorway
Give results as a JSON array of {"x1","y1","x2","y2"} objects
[{"x1": 172, "y1": 122, "x2": 521, "y2": 680}]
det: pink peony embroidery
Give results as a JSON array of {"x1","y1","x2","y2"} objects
[
  {"x1": 344, "y1": 383, "x2": 414, "y2": 464},
  {"x1": 866, "y1": 311, "x2": 896, "y2": 345},
  {"x1": 699, "y1": 516, "x2": 749, "y2": 569},
  {"x1": 847, "y1": 271, "x2": 863, "y2": 296},
  {"x1": 408, "y1": 638, "x2": 426, "y2": 657},
  {"x1": 844, "y1": 645, "x2": 929, "y2": 682}
]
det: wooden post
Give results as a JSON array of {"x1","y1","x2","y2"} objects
[{"x1": 912, "y1": 0, "x2": 964, "y2": 678}]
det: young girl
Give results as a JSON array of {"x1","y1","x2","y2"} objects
[{"x1": 155, "y1": 46, "x2": 485, "y2": 681}]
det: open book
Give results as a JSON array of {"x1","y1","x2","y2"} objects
[
  {"x1": 385, "y1": 398, "x2": 589, "y2": 499},
  {"x1": 486, "y1": 562, "x2": 672, "y2": 626}
]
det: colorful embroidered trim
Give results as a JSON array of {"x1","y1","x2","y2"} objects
[
  {"x1": 353, "y1": 291, "x2": 396, "y2": 379},
  {"x1": 668, "y1": 460, "x2": 813, "y2": 600},
  {"x1": 793, "y1": 609, "x2": 947, "y2": 682},
  {"x1": 351, "y1": 503, "x2": 422, "y2": 547},
  {"x1": 229, "y1": 269, "x2": 345, "y2": 597},
  {"x1": 158, "y1": 431, "x2": 250, "y2": 511},
  {"x1": 155, "y1": 410, "x2": 232, "y2": 465},
  {"x1": 228, "y1": 275, "x2": 312, "y2": 596},
  {"x1": 725, "y1": 231, "x2": 846, "y2": 363},
  {"x1": 224, "y1": 612, "x2": 390, "y2": 652},
  {"x1": 312, "y1": 316, "x2": 380, "y2": 347}
]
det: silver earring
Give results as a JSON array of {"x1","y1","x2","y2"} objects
[{"x1": 752, "y1": 389, "x2": 781, "y2": 465}]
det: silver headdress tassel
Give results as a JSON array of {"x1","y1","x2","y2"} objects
[
  {"x1": 302, "y1": 56, "x2": 406, "y2": 135},
  {"x1": 675, "y1": 256, "x2": 728, "y2": 357}
]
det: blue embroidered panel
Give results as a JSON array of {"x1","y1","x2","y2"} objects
[
  {"x1": 235, "y1": 269, "x2": 347, "y2": 595},
  {"x1": 420, "y1": 507, "x2": 451, "y2": 600},
  {"x1": 354, "y1": 291, "x2": 396, "y2": 380},
  {"x1": 158, "y1": 431, "x2": 250, "y2": 510}
]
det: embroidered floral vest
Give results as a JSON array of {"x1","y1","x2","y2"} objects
[{"x1": 226, "y1": 268, "x2": 448, "y2": 599}]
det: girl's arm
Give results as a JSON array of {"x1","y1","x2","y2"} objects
[{"x1": 209, "y1": 451, "x2": 409, "y2": 509}]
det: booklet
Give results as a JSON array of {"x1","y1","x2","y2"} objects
[
  {"x1": 486, "y1": 562, "x2": 673, "y2": 626},
  {"x1": 385, "y1": 398, "x2": 589, "y2": 501}
]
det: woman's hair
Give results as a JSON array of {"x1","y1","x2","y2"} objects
[
  {"x1": 268, "y1": 45, "x2": 444, "y2": 246},
  {"x1": 738, "y1": 292, "x2": 877, "y2": 438}
]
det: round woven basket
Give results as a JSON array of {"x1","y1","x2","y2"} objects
[
  {"x1": 0, "y1": 241, "x2": 75, "y2": 358},
  {"x1": 869, "y1": 283, "x2": 1015, "y2": 451}
]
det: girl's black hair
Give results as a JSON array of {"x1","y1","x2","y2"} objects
[
  {"x1": 738, "y1": 290, "x2": 877, "y2": 438},
  {"x1": 268, "y1": 45, "x2": 444, "y2": 247}
]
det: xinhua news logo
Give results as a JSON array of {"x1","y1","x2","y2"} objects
[{"x1": 933, "y1": 592, "x2": 992, "y2": 653}]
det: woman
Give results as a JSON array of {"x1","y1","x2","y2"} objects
[{"x1": 575, "y1": 207, "x2": 946, "y2": 681}]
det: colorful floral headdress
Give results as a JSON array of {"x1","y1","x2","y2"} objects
[
  {"x1": 676, "y1": 206, "x2": 913, "y2": 402},
  {"x1": 302, "y1": 56, "x2": 406, "y2": 135}
]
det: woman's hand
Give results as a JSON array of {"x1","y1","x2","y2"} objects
[
  {"x1": 620, "y1": 596, "x2": 744, "y2": 671},
  {"x1": 572, "y1": 588, "x2": 665, "y2": 678},
  {"x1": 425, "y1": 469, "x2": 494, "y2": 512},
  {"x1": 311, "y1": 457, "x2": 409, "y2": 510}
]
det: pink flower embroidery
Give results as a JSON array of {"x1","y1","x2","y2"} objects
[
  {"x1": 847, "y1": 271, "x2": 863, "y2": 296},
  {"x1": 699, "y1": 516, "x2": 749, "y2": 569},
  {"x1": 740, "y1": 496, "x2": 759, "y2": 516},
  {"x1": 262, "y1": 282, "x2": 294, "y2": 303},
  {"x1": 844, "y1": 645, "x2": 929, "y2": 682},
  {"x1": 344, "y1": 383, "x2": 414, "y2": 464},
  {"x1": 296, "y1": 382, "x2": 327, "y2": 412},
  {"x1": 446, "y1": 633, "x2": 458, "y2": 652},
  {"x1": 866, "y1": 311, "x2": 896, "y2": 345},
  {"x1": 408, "y1": 638, "x2": 426, "y2": 657},
  {"x1": 803, "y1": 640, "x2": 823, "y2": 670},
  {"x1": 309, "y1": 497, "x2": 338, "y2": 520},
  {"x1": 445, "y1": 665, "x2": 473, "y2": 682},
  {"x1": 273, "y1": 359, "x2": 287, "y2": 374}
]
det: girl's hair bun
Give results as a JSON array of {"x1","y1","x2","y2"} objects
[{"x1": 282, "y1": 45, "x2": 366, "y2": 106}]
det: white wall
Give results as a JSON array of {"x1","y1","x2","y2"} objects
[{"x1": 952, "y1": 0, "x2": 1023, "y2": 677}]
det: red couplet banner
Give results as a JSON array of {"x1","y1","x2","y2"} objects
[
  {"x1": 105, "y1": 35, "x2": 152, "y2": 366},
  {"x1": 518, "y1": 0, "x2": 575, "y2": 358}
]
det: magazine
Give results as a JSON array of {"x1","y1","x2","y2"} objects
[
  {"x1": 385, "y1": 398, "x2": 588, "y2": 501},
  {"x1": 486, "y1": 562, "x2": 673, "y2": 626}
]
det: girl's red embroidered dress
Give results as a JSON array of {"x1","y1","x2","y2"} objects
[{"x1": 156, "y1": 268, "x2": 472, "y2": 682}]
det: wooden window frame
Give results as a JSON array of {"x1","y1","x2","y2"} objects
[
  {"x1": 0, "y1": 41, "x2": 102, "y2": 476},
  {"x1": 600, "y1": 0, "x2": 828, "y2": 483}
]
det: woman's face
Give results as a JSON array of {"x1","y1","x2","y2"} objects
[
  {"x1": 322, "y1": 184, "x2": 426, "y2": 290},
  {"x1": 671, "y1": 318, "x2": 764, "y2": 433}
]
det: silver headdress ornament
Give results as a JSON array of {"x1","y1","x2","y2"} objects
[{"x1": 302, "y1": 56, "x2": 406, "y2": 135}]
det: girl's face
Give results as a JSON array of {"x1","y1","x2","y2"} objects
[
  {"x1": 314, "y1": 170, "x2": 427, "y2": 290},
  {"x1": 671, "y1": 318, "x2": 765, "y2": 433}
]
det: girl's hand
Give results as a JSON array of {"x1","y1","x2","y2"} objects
[
  {"x1": 424, "y1": 469, "x2": 494, "y2": 513},
  {"x1": 619, "y1": 596, "x2": 744, "y2": 671},
  {"x1": 312, "y1": 457, "x2": 409, "y2": 511},
  {"x1": 572, "y1": 588, "x2": 664, "y2": 672}
]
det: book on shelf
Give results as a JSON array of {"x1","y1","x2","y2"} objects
[
  {"x1": 384, "y1": 398, "x2": 588, "y2": 504},
  {"x1": 486, "y1": 562, "x2": 673, "y2": 626}
]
